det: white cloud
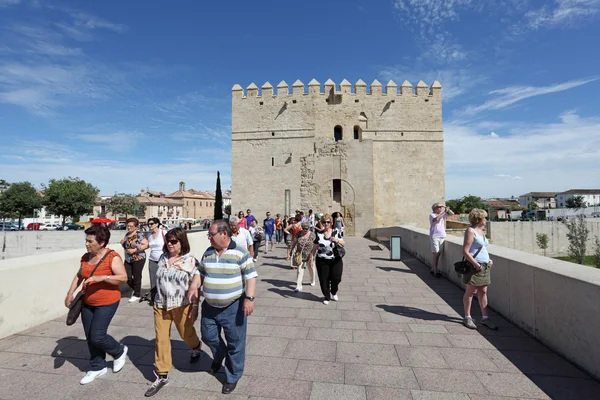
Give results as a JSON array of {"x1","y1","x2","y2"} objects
[
  {"x1": 462, "y1": 78, "x2": 597, "y2": 115},
  {"x1": 444, "y1": 111, "x2": 600, "y2": 198},
  {"x1": 490, "y1": 132, "x2": 499, "y2": 138},
  {"x1": 0, "y1": 0, "x2": 23, "y2": 7},
  {"x1": 527, "y1": 0, "x2": 600, "y2": 29}
]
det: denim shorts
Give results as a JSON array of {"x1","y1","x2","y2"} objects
[{"x1": 265, "y1": 233, "x2": 274, "y2": 242}]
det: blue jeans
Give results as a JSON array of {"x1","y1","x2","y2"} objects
[
  {"x1": 201, "y1": 299, "x2": 247, "y2": 384},
  {"x1": 276, "y1": 229, "x2": 283, "y2": 243},
  {"x1": 81, "y1": 300, "x2": 124, "y2": 371}
]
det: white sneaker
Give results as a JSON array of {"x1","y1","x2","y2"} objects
[
  {"x1": 332, "y1": 294, "x2": 338, "y2": 301},
  {"x1": 310, "y1": 282, "x2": 315, "y2": 287},
  {"x1": 113, "y1": 345, "x2": 128, "y2": 373},
  {"x1": 323, "y1": 300, "x2": 330, "y2": 305},
  {"x1": 128, "y1": 296, "x2": 141, "y2": 303},
  {"x1": 252, "y1": 258, "x2": 257, "y2": 262},
  {"x1": 294, "y1": 287, "x2": 302, "y2": 292},
  {"x1": 80, "y1": 368, "x2": 107, "y2": 385}
]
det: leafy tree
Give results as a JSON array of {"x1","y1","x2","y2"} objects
[
  {"x1": 105, "y1": 193, "x2": 144, "y2": 219},
  {"x1": 446, "y1": 199, "x2": 463, "y2": 214},
  {"x1": 536, "y1": 233, "x2": 549, "y2": 256},
  {"x1": 593, "y1": 236, "x2": 600, "y2": 269},
  {"x1": 213, "y1": 171, "x2": 223, "y2": 220},
  {"x1": 0, "y1": 182, "x2": 43, "y2": 227},
  {"x1": 565, "y1": 195, "x2": 586, "y2": 210},
  {"x1": 224, "y1": 204, "x2": 231, "y2": 217},
  {"x1": 528, "y1": 201, "x2": 538, "y2": 211},
  {"x1": 564, "y1": 215, "x2": 589, "y2": 264},
  {"x1": 43, "y1": 177, "x2": 99, "y2": 225}
]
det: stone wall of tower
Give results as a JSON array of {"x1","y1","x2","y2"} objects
[{"x1": 231, "y1": 79, "x2": 444, "y2": 235}]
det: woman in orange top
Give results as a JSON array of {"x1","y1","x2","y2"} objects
[
  {"x1": 283, "y1": 214, "x2": 302, "y2": 263},
  {"x1": 64, "y1": 225, "x2": 128, "y2": 385}
]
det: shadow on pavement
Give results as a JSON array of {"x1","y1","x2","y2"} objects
[{"x1": 376, "y1": 304, "x2": 463, "y2": 324}]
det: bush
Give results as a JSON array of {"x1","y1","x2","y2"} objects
[
  {"x1": 593, "y1": 236, "x2": 600, "y2": 269},
  {"x1": 536, "y1": 233, "x2": 549, "y2": 256},
  {"x1": 564, "y1": 215, "x2": 589, "y2": 264}
]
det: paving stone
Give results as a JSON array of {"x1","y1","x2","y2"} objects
[
  {"x1": 294, "y1": 360, "x2": 345, "y2": 384},
  {"x1": 411, "y1": 390, "x2": 470, "y2": 399},
  {"x1": 254, "y1": 306, "x2": 301, "y2": 318},
  {"x1": 284, "y1": 340, "x2": 337, "y2": 361},
  {"x1": 475, "y1": 371, "x2": 550, "y2": 399},
  {"x1": 244, "y1": 376, "x2": 313, "y2": 400},
  {"x1": 366, "y1": 322, "x2": 410, "y2": 332},
  {"x1": 0, "y1": 351, "x2": 47, "y2": 371},
  {"x1": 525, "y1": 375, "x2": 600, "y2": 400},
  {"x1": 412, "y1": 368, "x2": 489, "y2": 394},
  {"x1": 247, "y1": 323, "x2": 275, "y2": 337},
  {"x1": 445, "y1": 334, "x2": 495, "y2": 350},
  {"x1": 365, "y1": 386, "x2": 413, "y2": 400},
  {"x1": 304, "y1": 319, "x2": 332, "y2": 328},
  {"x1": 438, "y1": 348, "x2": 500, "y2": 371},
  {"x1": 244, "y1": 355, "x2": 299, "y2": 379},
  {"x1": 353, "y1": 330, "x2": 410, "y2": 346},
  {"x1": 247, "y1": 336, "x2": 290, "y2": 357},
  {"x1": 336, "y1": 342, "x2": 400, "y2": 366},
  {"x1": 307, "y1": 327, "x2": 353, "y2": 342},
  {"x1": 270, "y1": 325, "x2": 310, "y2": 339},
  {"x1": 409, "y1": 324, "x2": 449, "y2": 334},
  {"x1": 395, "y1": 346, "x2": 449, "y2": 368},
  {"x1": 406, "y1": 333, "x2": 452, "y2": 347},
  {"x1": 332, "y1": 321, "x2": 367, "y2": 330},
  {"x1": 379, "y1": 312, "x2": 416, "y2": 324},
  {"x1": 344, "y1": 364, "x2": 419, "y2": 389},
  {"x1": 310, "y1": 382, "x2": 366, "y2": 400},
  {"x1": 335, "y1": 302, "x2": 373, "y2": 311},
  {"x1": 340, "y1": 310, "x2": 382, "y2": 322}
]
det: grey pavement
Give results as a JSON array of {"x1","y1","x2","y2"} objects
[{"x1": 1, "y1": 237, "x2": 599, "y2": 399}]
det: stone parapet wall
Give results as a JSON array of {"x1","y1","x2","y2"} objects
[{"x1": 367, "y1": 225, "x2": 600, "y2": 381}]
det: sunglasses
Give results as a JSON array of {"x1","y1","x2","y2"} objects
[
  {"x1": 323, "y1": 221, "x2": 332, "y2": 224},
  {"x1": 148, "y1": 222, "x2": 155, "y2": 226},
  {"x1": 167, "y1": 239, "x2": 179, "y2": 245}
]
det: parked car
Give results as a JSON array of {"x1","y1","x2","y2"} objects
[
  {"x1": 27, "y1": 223, "x2": 44, "y2": 230},
  {"x1": 115, "y1": 222, "x2": 127, "y2": 230},
  {"x1": 0, "y1": 222, "x2": 18, "y2": 231},
  {"x1": 62, "y1": 222, "x2": 84, "y2": 230},
  {"x1": 40, "y1": 223, "x2": 61, "y2": 231}
]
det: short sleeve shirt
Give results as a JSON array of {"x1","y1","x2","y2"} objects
[
  {"x1": 263, "y1": 218, "x2": 275, "y2": 235},
  {"x1": 313, "y1": 229, "x2": 343, "y2": 260},
  {"x1": 232, "y1": 227, "x2": 253, "y2": 250},
  {"x1": 429, "y1": 213, "x2": 448, "y2": 238}
]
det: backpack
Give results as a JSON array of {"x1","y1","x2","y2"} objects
[{"x1": 254, "y1": 226, "x2": 265, "y2": 242}]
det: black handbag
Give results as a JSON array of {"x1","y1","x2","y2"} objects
[
  {"x1": 66, "y1": 250, "x2": 113, "y2": 326},
  {"x1": 454, "y1": 246, "x2": 482, "y2": 275}
]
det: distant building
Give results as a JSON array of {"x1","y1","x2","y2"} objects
[
  {"x1": 166, "y1": 182, "x2": 215, "y2": 220},
  {"x1": 519, "y1": 192, "x2": 558, "y2": 209},
  {"x1": 556, "y1": 189, "x2": 600, "y2": 208}
]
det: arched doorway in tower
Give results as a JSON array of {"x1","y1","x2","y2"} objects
[{"x1": 318, "y1": 178, "x2": 355, "y2": 236}]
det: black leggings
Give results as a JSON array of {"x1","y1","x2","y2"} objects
[
  {"x1": 125, "y1": 259, "x2": 145, "y2": 297},
  {"x1": 316, "y1": 257, "x2": 343, "y2": 301}
]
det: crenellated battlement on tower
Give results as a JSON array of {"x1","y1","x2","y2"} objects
[{"x1": 232, "y1": 78, "x2": 442, "y2": 98}]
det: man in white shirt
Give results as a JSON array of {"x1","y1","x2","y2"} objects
[{"x1": 229, "y1": 216, "x2": 254, "y2": 255}]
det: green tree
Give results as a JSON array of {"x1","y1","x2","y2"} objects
[
  {"x1": 565, "y1": 195, "x2": 586, "y2": 210},
  {"x1": 528, "y1": 201, "x2": 538, "y2": 211},
  {"x1": 446, "y1": 199, "x2": 464, "y2": 214},
  {"x1": 564, "y1": 215, "x2": 589, "y2": 264},
  {"x1": 224, "y1": 204, "x2": 231, "y2": 217},
  {"x1": 593, "y1": 236, "x2": 600, "y2": 269},
  {"x1": 43, "y1": 177, "x2": 99, "y2": 225},
  {"x1": 105, "y1": 193, "x2": 143, "y2": 219},
  {"x1": 459, "y1": 195, "x2": 486, "y2": 213},
  {"x1": 536, "y1": 233, "x2": 549, "y2": 256},
  {"x1": 213, "y1": 171, "x2": 223, "y2": 220},
  {"x1": 0, "y1": 182, "x2": 43, "y2": 227}
]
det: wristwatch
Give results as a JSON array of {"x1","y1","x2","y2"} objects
[{"x1": 245, "y1": 296, "x2": 255, "y2": 302}]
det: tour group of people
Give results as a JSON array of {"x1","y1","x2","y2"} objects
[
  {"x1": 65, "y1": 202, "x2": 496, "y2": 396},
  {"x1": 64, "y1": 207, "x2": 346, "y2": 397}
]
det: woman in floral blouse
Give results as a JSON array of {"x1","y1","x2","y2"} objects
[
  {"x1": 293, "y1": 220, "x2": 316, "y2": 292},
  {"x1": 120, "y1": 218, "x2": 148, "y2": 303},
  {"x1": 145, "y1": 228, "x2": 202, "y2": 397}
]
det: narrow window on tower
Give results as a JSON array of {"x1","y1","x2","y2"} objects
[
  {"x1": 333, "y1": 179, "x2": 342, "y2": 203},
  {"x1": 334, "y1": 125, "x2": 343, "y2": 141},
  {"x1": 271, "y1": 157, "x2": 274, "y2": 167}
]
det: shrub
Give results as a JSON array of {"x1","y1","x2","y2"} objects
[
  {"x1": 564, "y1": 215, "x2": 589, "y2": 264},
  {"x1": 536, "y1": 233, "x2": 549, "y2": 256}
]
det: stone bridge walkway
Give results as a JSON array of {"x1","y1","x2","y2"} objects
[{"x1": 1, "y1": 238, "x2": 599, "y2": 399}]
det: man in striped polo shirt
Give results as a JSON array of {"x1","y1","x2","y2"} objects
[{"x1": 187, "y1": 220, "x2": 257, "y2": 395}]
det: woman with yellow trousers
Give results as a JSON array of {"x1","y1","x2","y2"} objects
[{"x1": 145, "y1": 228, "x2": 202, "y2": 397}]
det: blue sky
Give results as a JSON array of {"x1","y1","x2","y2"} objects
[{"x1": 0, "y1": 0, "x2": 598, "y2": 199}]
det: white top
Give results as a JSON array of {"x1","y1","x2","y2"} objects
[
  {"x1": 147, "y1": 229, "x2": 166, "y2": 262},
  {"x1": 231, "y1": 227, "x2": 253, "y2": 250}
]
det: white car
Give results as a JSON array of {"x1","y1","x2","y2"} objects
[{"x1": 40, "y1": 223, "x2": 60, "y2": 231}]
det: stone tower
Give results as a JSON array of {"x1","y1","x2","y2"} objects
[{"x1": 231, "y1": 78, "x2": 444, "y2": 236}]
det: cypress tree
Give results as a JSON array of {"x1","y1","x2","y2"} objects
[{"x1": 213, "y1": 171, "x2": 223, "y2": 220}]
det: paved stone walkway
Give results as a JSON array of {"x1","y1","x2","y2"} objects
[{"x1": 1, "y1": 238, "x2": 599, "y2": 399}]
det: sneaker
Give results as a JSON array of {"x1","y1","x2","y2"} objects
[
  {"x1": 190, "y1": 345, "x2": 202, "y2": 363},
  {"x1": 323, "y1": 300, "x2": 330, "y2": 305},
  {"x1": 331, "y1": 294, "x2": 339, "y2": 301},
  {"x1": 80, "y1": 368, "x2": 107, "y2": 385},
  {"x1": 463, "y1": 317, "x2": 477, "y2": 330},
  {"x1": 128, "y1": 296, "x2": 141, "y2": 303},
  {"x1": 145, "y1": 371, "x2": 169, "y2": 397},
  {"x1": 210, "y1": 360, "x2": 222, "y2": 374},
  {"x1": 435, "y1": 272, "x2": 442, "y2": 278},
  {"x1": 222, "y1": 382, "x2": 237, "y2": 394},
  {"x1": 480, "y1": 317, "x2": 498, "y2": 330},
  {"x1": 294, "y1": 287, "x2": 302, "y2": 292},
  {"x1": 310, "y1": 282, "x2": 315, "y2": 286},
  {"x1": 252, "y1": 258, "x2": 257, "y2": 262},
  {"x1": 113, "y1": 345, "x2": 128, "y2": 373}
]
